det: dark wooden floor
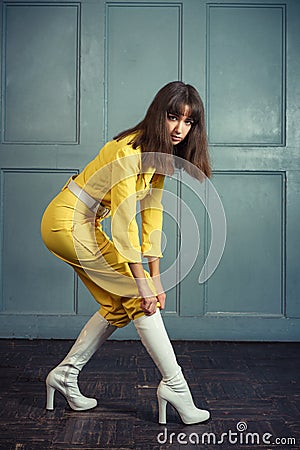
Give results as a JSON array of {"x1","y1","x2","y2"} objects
[{"x1": 0, "y1": 339, "x2": 299, "y2": 450}]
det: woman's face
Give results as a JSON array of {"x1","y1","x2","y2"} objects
[{"x1": 166, "y1": 106, "x2": 194, "y2": 145}]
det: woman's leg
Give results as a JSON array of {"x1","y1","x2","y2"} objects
[
  {"x1": 42, "y1": 212, "x2": 133, "y2": 410},
  {"x1": 42, "y1": 201, "x2": 168, "y2": 415},
  {"x1": 45, "y1": 258, "x2": 139, "y2": 411},
  {"x1": 134, "y1": 310, "x2": 210, "y2": 425},
  {"x1": 46, "y1": 312, "x2": 116, "y2": 411}
]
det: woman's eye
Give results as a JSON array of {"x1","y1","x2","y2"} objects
[
  {"x1": 168, "y1": 114, "x2": 178, "y2": 121},
  {"x1": 185, "y1": 119, "x2": 194, "y2": 126}
]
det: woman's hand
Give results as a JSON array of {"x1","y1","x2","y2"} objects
[
  {"x1": 129, "y1": 259, "x2": 166, "y2": 315},
  {"x1": 151, "y1": 275, "x2": 166, "y2": 310},
  {"x1": 129, "y1": 262, "x2": 159, "y2": 316},
  {"x1": 134, "y1": 277, "x2": 159, "y2": 316},
  {"x1": 140, "y1": 297, "x2": 159, "y2": 315}
]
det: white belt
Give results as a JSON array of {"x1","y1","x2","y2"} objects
[{"x1": 67, "y1": 177, "x2": 110, "y2": 218}]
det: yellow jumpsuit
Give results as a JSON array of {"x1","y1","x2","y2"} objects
[{"x1": 41, "y1": 135, "x2": 165, "y2": 328}]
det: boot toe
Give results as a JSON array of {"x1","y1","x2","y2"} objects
[
  {"x1": 183, "y1": 408, "x2": 210, "y2": 425},
  {"x1": 71, "y1": 398, "x2": 97, "y2": 411}
]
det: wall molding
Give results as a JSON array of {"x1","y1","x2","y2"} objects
[
  {"x1": 206, "y1": 3, "x2": 286, "y2": 147},
  {"x1": 204, "y1": 170, "x2": 286, "y2": 318},
  {"x1": 0, "y1": 168, "x2": 79, "y2": 314},
  {"x1": 1, "y1": 2, "x2": 81, "y2": 145},
  {"x1": 104, "y1": 1, "x2": 183, "y2": 141}
]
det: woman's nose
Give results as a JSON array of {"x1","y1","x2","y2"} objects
[{"x1": 174, "y1": 120, "x2": 183, "y2": 134}]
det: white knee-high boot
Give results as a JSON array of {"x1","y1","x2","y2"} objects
[
  {"x1": 46, "y1": 312, "x2": 116, "y2": 411},
  {"x1": 134, "y1": 310, "x2": 210, "y2": 425}
]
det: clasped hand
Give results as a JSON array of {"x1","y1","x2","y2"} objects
[
  {"x1": 128, "y1": 261, "x2": 166, "y2": 316},
  {"x1": 137, "y1": 276, "x2": 166, "y2": 316}
]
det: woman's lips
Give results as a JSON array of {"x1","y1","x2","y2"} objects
[{"x1": 171, "y1": 135, "x2": 182, "y2": 142}]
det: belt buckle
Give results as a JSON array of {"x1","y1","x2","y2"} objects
[{"x1": 96, "y1": 204, "x2": 110, "y2": 219}]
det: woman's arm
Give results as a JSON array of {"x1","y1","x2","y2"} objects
[
  {"x1": 129, "y1": 257, "x2": 166, "y2": 315},
  {"x1": 147, "y1": 257, "x2": 166, "y2": 310}
]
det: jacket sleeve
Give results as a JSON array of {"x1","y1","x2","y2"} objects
[
  {"x1": 110, "y1": 150, "x2": 143, "y2": 263},
  {"x1": 140, "y1": 174, "x2": 165, "y2": 259}
]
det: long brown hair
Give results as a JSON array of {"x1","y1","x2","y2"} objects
[{"x1": 114, "y1": 81, "x2": 211, "y2": 179}]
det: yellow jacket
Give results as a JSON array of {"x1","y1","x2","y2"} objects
[{"x1": 73, "y1": 135, "x2": 165, "y2": 264}]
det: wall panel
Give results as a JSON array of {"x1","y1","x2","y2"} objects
[
  {"x1": 2, "y1": 3, "x2": 80, "y2": 144},
  {"x1": 0, "y1": 170, "x2": 77, "y2": 314},
  {"x1": 206, "y1": 172, "x2": 285, "y2": 316},
  {"x1": 207, "y1": 3, "x2": 286, "y2": 145},
  {"x1": 105, "y1": 2, "x2": 182, "y2": 138},
  {"x1": 286, "y1": 171, "x2": 300, "y2": 318},
  {"x1": 178, "y1": 170, "x2": 207, "y2": 317}
]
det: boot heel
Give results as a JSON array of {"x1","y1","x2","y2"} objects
[
  {"x1": 158, "y1": 396, "x2": 167, "y2": 424},
  {"x1": 46, "y1": 384, "x2": 55, "y2": 410}
]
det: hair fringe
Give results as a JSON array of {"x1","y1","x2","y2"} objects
[{"x1": 114, "y1": 81, "x2": 211, "y2": 180}]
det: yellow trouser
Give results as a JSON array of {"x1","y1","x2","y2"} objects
[{"x1": 41, "y1": 188, "x2": 152, "y2": 327}]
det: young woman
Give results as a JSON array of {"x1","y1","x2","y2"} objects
[{"x1": 41, "y1": 81, "x2": 211, "y2": 425}]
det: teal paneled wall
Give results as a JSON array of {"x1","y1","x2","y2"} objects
[
  {"x1": 106, "y1": 2, "x2": 183, "y2": 138},
  {"x1": 207, "y1": 172, "x2": 284, "y2": 315},
  {"x1": 4, "y1": 4, "x2": 80, "y2": 143},
  {"x1": 2, "y1": 171, "x2": 76, "y2": 314},
  {"x1": 0, "y1": 0, "x2": 299, "y2": 340},
  {"x1": 207, "y1": 4, "x2": 285, "y2": 145}
]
